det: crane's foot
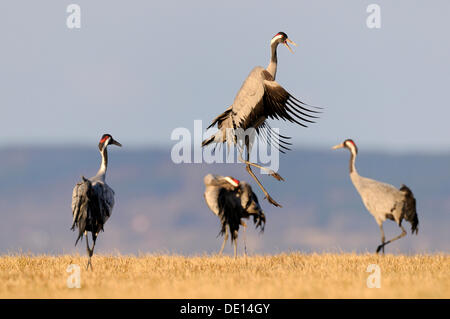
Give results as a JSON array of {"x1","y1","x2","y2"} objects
[
  {"x1": 86, "y1": 248, "x2": 94, "y2": 270},
  {"x1": 265, "y1": 194, "x2": 282, "y2": 208},
  {"x1": 269, "y1": 171, "x2": 284, "y2": 181},
  {"x1": 86, "y1": 258, "x2": 93, "y2": 270}
]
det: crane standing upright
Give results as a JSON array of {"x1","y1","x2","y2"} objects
[
  {"x1": 202, "y1": 32, "x2": 321, "y2": 208},
  {"x1": 332, "y1": 139, "x2": 419, "y2": 254},
  {"x1": 71, "y1": 134, "x2": 122, "y2": 269},
  {"x1": 203, "y1": 174, "x2": 265, "y2": 257}
]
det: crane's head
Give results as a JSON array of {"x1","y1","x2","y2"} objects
[
  {"x1": 224, "y1": 176, "x2": 240, "y2": 187},
  {"x1": 98, "y1": 134, "x2": 122, "y2": 151},
  {"x1": 271, "y1": 32, "x2": 297, "y2": 53},
  {"x1": 332, "y1": 139, "x2": 358, "y2": 155}
]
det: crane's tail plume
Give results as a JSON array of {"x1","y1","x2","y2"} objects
[
  {"x1": 400, "y1": 184, "x2": 419, "y2": 234},
  {"x1": 202, "y1": 130, "x2": 227, "y2": 149},
  {"x1": 252, "y1": 210, "x2": 266, "y2": 232},
  {"x1": 203, "y1": 107, "x2": 233, "y2": 148},
  {"x1": 217, "y1": 202, "x2": 242, "y2": 243}
]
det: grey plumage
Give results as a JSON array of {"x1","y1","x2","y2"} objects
[
  {"x1": 202, "y1": 32, "x2": 321, "y2": 208},
  {"x1": 71, "y1": 134, "x2": 121, "y2": 269},
  {"x1": 203, "y1": 174, "x2": 265, "y2": 257},
  {"x1": 333, "y1": 139, "x2": 419, "y2": 254},
  {"x1": 71, "y1": 177, "x2": 115, "y2": 242}
]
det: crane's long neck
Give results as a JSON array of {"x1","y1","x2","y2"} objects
[
  {"x1": 96, "y1": 146, "x2": 108, "y2": 181},
  {"x1": 266, "y1": 42, "x2": 279, "y2": 79},
  {"x1": 348, "y1": 149, "x2": 365, "y2": 196},
  {"x1": 349, "y1": 149, "x2": 358, "y2": 176}
]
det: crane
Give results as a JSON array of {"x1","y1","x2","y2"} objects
[
  {"x1": 332, "y1": 139, "x2": 419, "y2": 254},
  {"x1": 202, "y1": 32, "x2": 321, "y2": 208},
  {"x1": 71, "y1": 134, "x2": 122, "y2": 269},
  {"x1": 203, "y1": 174, "x2": 265, "y2": 257}
]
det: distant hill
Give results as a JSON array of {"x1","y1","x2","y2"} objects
[{"x1": 0, "y1": 147, "x2": 448, "y2": 255}]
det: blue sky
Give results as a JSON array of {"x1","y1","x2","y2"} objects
[{"x1": 1, "y1": 1, "x2": 449, "y2": 152}]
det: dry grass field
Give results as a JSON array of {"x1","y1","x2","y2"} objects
[{"x1": 0, "y1": 253, "x2": 448, "y2": 299}]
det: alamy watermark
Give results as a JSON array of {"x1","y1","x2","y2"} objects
[
  {"x1": 170, "y1": 120, "x2": 280, "y2": 174},
  {"x1": 66, "y1": 4, "x2": 81, "y2": 29},
  {"x1": 366, "y1": 264, "x2": 381, "y2": 288},
  {"x1": 66, "y1": 264, "x2": 81, "y2": 288},
  {"x1": 366, "y1": 4, "x2": 381, "y2": 29}
]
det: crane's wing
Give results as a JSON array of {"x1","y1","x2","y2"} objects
[
  {"x1": 71, "y1": 179, "x2": 88, "y2": 230},
  {"x1": 238, "y1": 182, "x2": 265, "y2": 231},
  {"x1": 207, "y1": 106, "x2": 232, "y2": 130},
  {"x1": 204, "y1": 176, "x2": 238, "y2": 216},
  {"x1": 231, "y1": 67, "x2": 320, "y2": 152},
  {"x1": 240, "y1": 182, "x2": 262, "y2": 207},
  {"x1": 355, "y1": 176, "x2": 405, "y2": 217},
  {"x1": 91, "y1": 182, "x2": 115, "y2": 225},
  {"x1": 71, "y1": 177, "x2": 98, "y2": 245},
  {"x1": 204, "y1": 186, "x2": 221, "y2": 216}
]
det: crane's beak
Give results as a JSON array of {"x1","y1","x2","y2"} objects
[
  {"x1": 284, "y1": 38, "x2": 297, "y2": 53},
  {"x1": 111, "y1": 139, "x2": 122, "y2": 147},
  {"x1": 332, "y1": 143, "x2": 344, "y2": 150}
]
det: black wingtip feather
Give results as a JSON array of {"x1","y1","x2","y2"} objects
[
  {"x1": 289, "y1": 95, "x2": 324, "y2": 111},
  {"x1": 286, "y1": 106, "x2": 316, "y2": 124},
  {"x1": 259, "y1": 127, "x2": 287, "y2": 154},
  {"x1": 287, "y1": 100, "x2": 320, "y2": 119},
  {"x1": 400, "y1": 184, "x2": 419, "y2": 235}
]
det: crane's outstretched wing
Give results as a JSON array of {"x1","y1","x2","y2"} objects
[
  {"x1": 231, "y1": 67, "x2": 320, "y2": 152},
  {"x1": 257, "y1": 122, "x2": 292, "y2": 154},
  {"x1": 262, "y1": 79, "x2": 320, "y2": 126}
]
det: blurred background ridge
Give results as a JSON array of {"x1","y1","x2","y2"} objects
[{"x1": 0, "y1": 146, "x2": 448, "y2": 255}]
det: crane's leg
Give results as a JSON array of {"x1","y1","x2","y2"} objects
[
  {"x1": 219, "y1": 226, "x2": 229, "y2": 255},
  {"x1": 91, "y1": 233, "x2": 97, "y2": 263},
  {"x1": 85, "y1": 232, "x2": 98, "y2": 270},
  {"x1": 376, "y1": 224, "x2": 386, "y2": 255},
  {"x1": 245, "y1": 163, "x2": 282, "y2": 207},
  {"x1": 233, "y1": 230, "x2": 238, "y2": 259},
  {"x1": 377, "y1": 225, "x2": 407, "y2": 253},
  {"x1": 240, "y1": 145, "x2": 282, "y2": 207},
  {"x1": 85, "y1": 233, "x2": 93, "y2": 270},
  {"x1": 238, "y1": 153, "x2": 284, "y2": 181},
  {"x1": 241, "y1": 221, "x2": 247, "y2": 257}
]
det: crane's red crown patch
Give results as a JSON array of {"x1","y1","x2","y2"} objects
[{"x1": 99, "y1": 135, "x2": 111, "y2": 144}]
